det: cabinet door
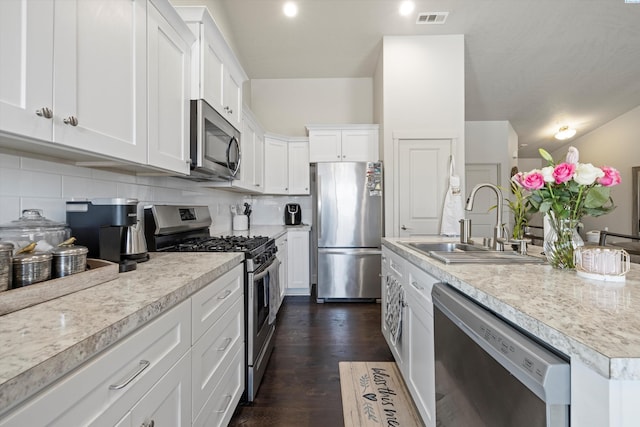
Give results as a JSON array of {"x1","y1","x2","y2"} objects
[
  {"x1": 264, "y1": 137, "x2": 289, "y2": 194},
  {"x1": 201, "y1": 22, "x2": 224, "y2": 111},
  {"x1": 130, "y1": 352, "x2": 192, "y2": 427},
  {"x1": 254, "y1": 130, "x2": 265, "y2": 191},
  {"x1": 0, "y1": 0, "x2": 53, "y2": 141},
  {"x1": 308, "y1": 130, "x2": 341, "y2": 162},
  {"x1": 53, "y1": 0, "x2": 147, "y2": 163},
  {"x1": 288, "y1": 141, "x2": 310, "y2": 195},
  {"x1": 341, "y1": 129, "x2": 379, "y2": 161},
  {"x1": 286, "y1": 230, "x2": 310, "y2": 294},
  {"x1": 223, "y1": 67, "x2": 242, "y2": 130},
  {"x1": 239, "y1": 116, "x2": 256, "y2": 187},
  {"x1": 147, "y1": 2, "x2": 191, "y2": 175}
]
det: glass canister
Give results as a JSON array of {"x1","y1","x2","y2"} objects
[{"x1": 0, "y1": 209, "x2": 71, "y2": 251}]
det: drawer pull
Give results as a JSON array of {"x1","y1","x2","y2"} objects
[
  {"x1": 218, "y1": 289, "x2": 232, "y2": 300},
  {"x1": 411, "y1": 280, "x2": 424, "y2": 291},
  {"x1": 216, "y1": 394, "x2": 233, "y2": 413},
  {"x1": 141, "y1": 420, "x2": 155, "y2": 427},
  {"x1": 218, "y1": 337, "x2": 233, "y2": 351},
  {"x1": 109, "y1": 360, "x2": 150, "y2": 390}
]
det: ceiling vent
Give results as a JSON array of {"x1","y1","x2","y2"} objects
[{"x1": 416, "y1": 12, "x2": 449, "y2": 24}]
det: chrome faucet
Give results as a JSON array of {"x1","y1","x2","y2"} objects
[{"x1": 465, "y1": 183, "x2": 505, "y2": 251}]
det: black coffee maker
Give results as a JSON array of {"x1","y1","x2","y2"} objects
[
  {"x1": 66, "y1": 198, "x2": 149, "y2": 272},
  {"x1": 284, "y1": 203, "x2": 302, "y2": 225}
]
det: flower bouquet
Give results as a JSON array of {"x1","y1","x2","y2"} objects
[{"x1": 513, "y1": 146, "x2": 621, "y2": 269}]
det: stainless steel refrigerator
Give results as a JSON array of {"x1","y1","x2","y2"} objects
[{"x1": 312, "y1": 162, "x2": 383, "y2": 302}]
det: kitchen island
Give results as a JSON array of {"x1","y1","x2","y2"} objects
[
  {"x1": 0, "y1": 251, "x2": 243, "y2": 420},
  {"x1": 384, "y1": 237, "x2": 640, "y2": 427}
]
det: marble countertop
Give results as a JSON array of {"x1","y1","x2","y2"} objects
[
  {"x1": 0, "y1": 251, "x2": 244, "y2": 414},
  {"x1": 383, "y1": 237, "x2": 640, "y2": 381}
]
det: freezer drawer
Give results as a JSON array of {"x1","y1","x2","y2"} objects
[{"x1": 317, "y1": 248, "x2": 381, "y2": 300}]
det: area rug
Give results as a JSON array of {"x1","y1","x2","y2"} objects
[{"x1": 339, "y1": 361, "x2": 423, "y2": 427}]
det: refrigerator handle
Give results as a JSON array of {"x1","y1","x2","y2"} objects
[{"x1": 317, "y1": 177, "x2": 322, "y2": 241}]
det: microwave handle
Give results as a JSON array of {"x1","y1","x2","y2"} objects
[{"x1": 227, "y1": 136, "x2": 241, "y2": 177}]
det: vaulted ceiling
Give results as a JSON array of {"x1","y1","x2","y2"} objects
[{"x1": 179, "y1": 0, "x2": 640, "y2": 157}]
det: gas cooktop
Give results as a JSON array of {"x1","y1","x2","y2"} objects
[{"x1": 159, "y1": 235, "x2": 270, "y2": 253}]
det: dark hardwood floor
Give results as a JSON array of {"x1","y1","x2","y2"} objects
[{"x1": 229, "y1": 296, "x2": 394, "y2": 427}]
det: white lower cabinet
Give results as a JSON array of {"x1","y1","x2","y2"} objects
[
  {"x1": 0, "y1": 299, "x2": 192, "y2": 427},
  {"x1": 0, "y1": 262, "x2": 245, "y2": 427},
  {"x1": 191, "y1": 264, "x2": 245, "y2": 427},
  {"x1": 286, "y1": 229, "x2": 310, "y2": 295},
  {"x1": 381, "y1": 246, "x2": 437, "y2": 427}
]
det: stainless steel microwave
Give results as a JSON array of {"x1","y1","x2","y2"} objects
[{"x1": 188, "y1": 99, "x2": 240, "y2": 181}]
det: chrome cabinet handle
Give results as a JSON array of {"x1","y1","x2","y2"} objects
[
  {"x1": 410, "y1": 280, "x2": 424, "y2": 291},
  {"x1": 217, "y1": 289, "x2": 232, "y2": 300},
  {"x1": 218, "y1": 337, "x2": 232, "y2": 351},
  {"x1": 63, "y1": 116, "x2": 78, "y2": 126},
  {"x1": 35, "y1": 107, "x2": 53, "y2": 119},
  {"x1": 141, "y1": 420, "x2": 155, "y2": 427},
  {"x1": 109, "y1": 360, "x2": 150, "y2": 390},
  {"x1": 216, "y1": 395, "x2": 233, "y2": 413}
]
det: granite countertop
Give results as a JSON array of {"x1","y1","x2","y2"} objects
[
  {"x1": 209, "y1": 224, "x2": 311, "y2": 239},
  {"x1": 0, "y1": 251, "x2": 244, "y2": 415},
  {"x1": 384, "y1": 237, "x2": 640, "y2": 381}
]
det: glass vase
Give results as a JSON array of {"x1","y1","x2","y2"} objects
[{"x1": 544, "y1": 218, "x2": 584, "y2": 269}]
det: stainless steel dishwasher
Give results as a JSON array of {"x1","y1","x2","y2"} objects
[{"x1": 432, "y1": 283, "x2": 570, "y2": 427}]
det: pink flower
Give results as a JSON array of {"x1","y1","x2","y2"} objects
[
  {"x1": 598, "y1": 166, "x2": 621, "y2": 187},
  {"x1": 519, "y1": 170, "x2": 546, "y2": 190},
  {"x1": 553, "y1": 163, "x2": 575, "y2": 184}
]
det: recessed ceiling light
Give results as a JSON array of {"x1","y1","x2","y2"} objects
[
  {"x1": 554, "y1": 125, "x2": 577, "y2": 140},
  {"x1": 283, "y1": 2, "x2": 298, "y2": 17},
  {"x1": 399, "y1": 1, "x2": 415, "y2": 16}
]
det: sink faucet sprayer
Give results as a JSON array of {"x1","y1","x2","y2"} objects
[{"x1": 465, "y1": 183, "x2": 506, "y2": 251}]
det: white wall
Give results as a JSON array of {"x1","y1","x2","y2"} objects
[
  {"x1": 550, "y1": 105, "x2": 640, "y2": 235},
  {"x1": 249, "y1": 195, "x2": 312, "y2": 226},
  {"x1": 0, "y1": 153, "x2": 247, "y2": 232},
  {"x1": 248, "y1": 78, "x2": 374, "y2": 136},
  {"x1": 380, "y1": 35, "x2": 465, "y2": 236},
  {"x1": 465, "y1": 121, "x2": 518, "y2": 190}
]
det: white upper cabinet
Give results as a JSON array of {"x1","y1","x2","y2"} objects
[
  {"x1": 307, "y1": 124, "x2": 379, "y2": 162},
  {"x1": 237, "y1": 109, "x2": 265, "y2": 192},
  {"x1": 264, "y1": 134, "x2": 310, "y2": 195},
  {"x1": 0, "y1": 0, "x2": 193, "y2": 175},
  {"x1": 147, "y1": 0, "x2": 194, "y2": 175},
  {"x1": 288, "y1": 139, "x2": 310, "y2": 195},
  {"x1": 53, "y1": 0, "x2": 147, "y2": 163},
  {"x1": 264, "y1": 135, "x2": 289, "y2": 194},
  {"x1": 0, "y1": 0, "x2": 54, "y2": 142},
  {"x1": 176, "y1": 6, "x2": 247, "y2": 131}
]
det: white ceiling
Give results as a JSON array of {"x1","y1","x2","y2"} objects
[{"x1": 207, "y1": 0, "x2": 640, "y2": 157}]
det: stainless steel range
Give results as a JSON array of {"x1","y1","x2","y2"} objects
[{"x1": 143, "y1": 204, "x2": 280, "y2": 402}]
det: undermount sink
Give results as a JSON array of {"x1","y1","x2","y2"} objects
[
  {"x1": 399, "y1": 241, "x2": 545, "y2": 264},
  {"x1": 404, "y1": 242, "x2": 488, "y2": 253}
]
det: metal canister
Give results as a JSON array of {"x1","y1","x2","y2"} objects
[
  {"x1": 12, "y1": 252, "x2": 52, "y2": 287},
  {"x1": 0, "y1": 242, "x2": 14, "y2": 291},
  {"x1": 51, "y1": 245, "x2": 88, "y2": 278}
]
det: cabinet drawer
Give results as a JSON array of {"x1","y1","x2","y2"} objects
[
  {"x1": 191, "y1": 263, "x2": 243, "y2": 343},
  {"x1": 193, "y1": 344, "x2": 244, "y2": 427},
  {"x1": 406, "y1": 261, "x2": 438, "y2": 315},
  {"x1": 0, "y1": 299, "x2": 191, "y2": 427},
  {"x1": 192, "y1": 295, "x2": 244, "y2": 419}
]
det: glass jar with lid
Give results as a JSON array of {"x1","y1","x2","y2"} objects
[{"x1": 0, "y1": 209, "x2": 71, "y2": 251}]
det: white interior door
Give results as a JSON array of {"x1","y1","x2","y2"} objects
[
  {"x1": 398, "y1": 139, "x2": 451, "y2": 237},
  {"x1": 464, "y1": 163, "x2": 501, "y2": 239}
]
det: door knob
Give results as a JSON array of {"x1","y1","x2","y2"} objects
[
  {"x1": 35, "y1": 107, "x2": 53, "y2": 119},
  {"x1": 63, "y1": 116, "x2": 78, "y2": 126},
  {"x1": 401, "y1": 225, "x2": 408, "y2": 230}
]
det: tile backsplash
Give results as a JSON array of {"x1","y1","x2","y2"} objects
[
  {"x1": 0, "y1": 152, "x2": 246, "y2": 231},
  {"x1": 0, "y1": 152, "x2": 313, "y2": 232}
]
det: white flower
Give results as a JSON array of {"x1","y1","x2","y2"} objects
[
  {"x1": 541, "y1": 166, "x2": 555, "y2": 183},
  {"x1": 565, "y1": 146, "x2": 579, "y2": 165},
  {"x1": 573, "y1": 163, "x2": 604, "y2": 185}
]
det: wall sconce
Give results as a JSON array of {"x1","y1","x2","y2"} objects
[{"x1": 554, "y1": 126, "x2": 576, "y2": 140}]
